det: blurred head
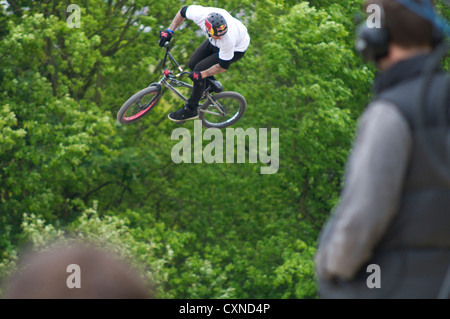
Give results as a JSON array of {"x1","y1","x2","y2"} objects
[
  {"x1": 205, "y1": 12, "x2": 228, "y2": 39},
  {"x1": 357, "y1": 0, "x2": 440, "y2": 68},
  {"x1": 3, "y1": 244, "x2": 152, "y2": 299},
  {"x1": 366, "y1": 0, "x2": 435, "y2": 47}
]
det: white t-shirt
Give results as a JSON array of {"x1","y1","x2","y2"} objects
[{"x1": 185, "y1": 5, "x2": 250, "y2": 61}]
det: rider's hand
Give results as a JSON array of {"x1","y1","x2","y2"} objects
[
  {"x1": 189, "y1": 71, "x2": 203, "y2": 82},
  {"x1": 159, "y1": 29, "x2": 173, "y2": 47}
]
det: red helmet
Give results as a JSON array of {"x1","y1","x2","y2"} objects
[{"x1": 205, "y1": 12, "x2": 228, "y2": 37}]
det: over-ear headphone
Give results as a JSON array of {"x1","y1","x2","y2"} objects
[
  {"x1": 355, "y1": 0, "x2": 447, "y2": 62},
  {"x1": 355, "y1": 4, "x2": 389, "y2": 62}
]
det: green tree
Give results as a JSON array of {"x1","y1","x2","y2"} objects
[{"x1": 1, "y1": 0, "x2": 385, "y2": 299}]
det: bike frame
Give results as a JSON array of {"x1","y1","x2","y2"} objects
[
  {"x1": 156, "y1": 44, "x2": 192, "y2": 102},
  {"x1": 154, "y1": 44, "x2": 226, "y2": 116}
]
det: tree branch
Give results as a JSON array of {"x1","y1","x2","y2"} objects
[{"x1": 6, "y1": 0, "x2": 22, "y2": 16}]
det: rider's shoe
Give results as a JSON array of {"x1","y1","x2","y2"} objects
[
  {"x1": 168, "y1": 104, "x2": 198, "y2": 122},
  {"x1": 206, "y1": 76, "x2": 223, "y2": 93}
]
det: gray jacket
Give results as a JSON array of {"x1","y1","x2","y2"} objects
[{"x1": 315, "y1": 55, "x2": 450, "y2": 298}]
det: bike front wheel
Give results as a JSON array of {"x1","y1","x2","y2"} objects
[
  {"x1": 199, "y1": 91, "x2": 247, "y2": 129},
  {"x1": 117, "y1": 84, "x2": 162, "y2": 124}
]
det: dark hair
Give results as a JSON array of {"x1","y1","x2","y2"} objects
[{"x1": 364, "y1": 0, "x2": 434, "y2": 48}]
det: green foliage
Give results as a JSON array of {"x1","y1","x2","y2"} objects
[{"x1": 5, "y1": 0, "x2": 441, "y2": 299}]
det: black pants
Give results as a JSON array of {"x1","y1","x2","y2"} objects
[{"x1": 187, "y1": 40, "x2": 245, "y2": 108}]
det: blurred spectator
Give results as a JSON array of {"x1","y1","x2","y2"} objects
[
  {"x1": 3, "y1": 244, "x2": 152, "y2": 299},
  {"x1": 315, "y1": 0, "x2": 450, "y2": 298}
]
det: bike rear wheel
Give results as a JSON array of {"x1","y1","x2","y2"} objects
[
  {"x1": 117, "y1": 84, "x2": 162, "y2": 124},
  {"x1": 199, "y1": 91, "x2": 247, "y2": 129}
]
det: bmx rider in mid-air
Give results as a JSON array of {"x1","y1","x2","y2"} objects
[{"x1": 159, "y1": 5, "x2": 251, "y2": 122}]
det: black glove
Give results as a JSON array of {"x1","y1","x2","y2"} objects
[
  {"x1": 189, "y1": 71, "x2": 203, "y2": 82},
  {"x1": 159, "y1": 29, "x2": 173, "y2": 47}
]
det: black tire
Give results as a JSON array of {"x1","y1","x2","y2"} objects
[
  {"x1": 199, "y1": 91, "x2": 246, "y2": 129},
  {"x1": 117, "y1": 84, "x2": 162, "y2": 124}
]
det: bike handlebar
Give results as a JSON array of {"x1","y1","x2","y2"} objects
[{"x1": 176, "y1": 71, "x2": 190, "y2": 77}]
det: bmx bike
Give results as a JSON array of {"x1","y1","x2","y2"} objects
[{"x1": 117, "y1": 43, "x2": 247, "y2": 129}]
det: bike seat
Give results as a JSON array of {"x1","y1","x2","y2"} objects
[{"x1": 205, "y1": 77, "x2": 223, "y2": 93}]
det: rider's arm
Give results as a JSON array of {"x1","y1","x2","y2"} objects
[
  {"x1": 200, "y1": 56, "x2": 233, "y2": 78},
  {"x1": 200, "y1": 64, "x2": 227, "y2": 78},
  {"x1": 168, "y1": 6, "x2": 188, "y2": 32}
]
